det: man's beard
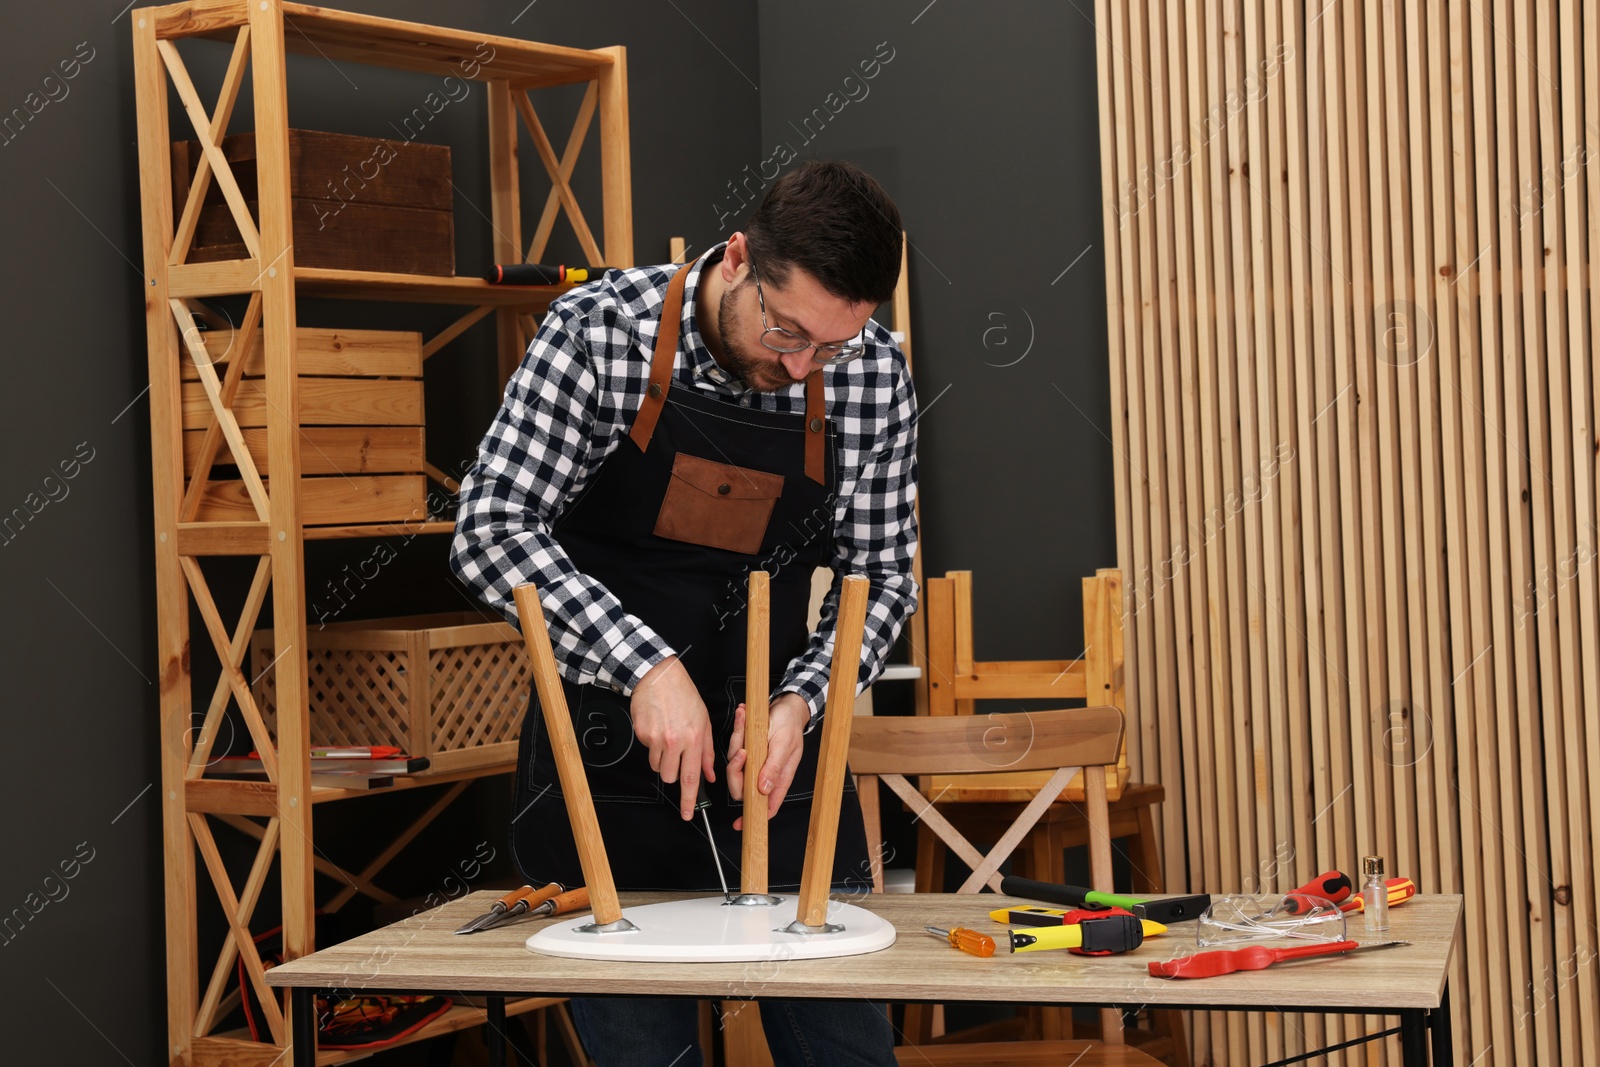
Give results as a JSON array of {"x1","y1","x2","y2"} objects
[{"x1": 716, "y1": 277, "x2": 800, "y2": 393}]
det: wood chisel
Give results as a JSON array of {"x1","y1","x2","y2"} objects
[
  {"x1": 463, "y1": 887, "x2": 592, "y2": 934},
  {"x1": 456, "y1": 882, "x2": 564, "y2": 934}
]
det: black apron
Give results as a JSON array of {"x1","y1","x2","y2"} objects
[{"x1": 510, "y1": 256, "x2": 871, "y2": 893}]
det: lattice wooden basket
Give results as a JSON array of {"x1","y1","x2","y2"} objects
[{"x1": 251, "y1": 612, "x2": 532, "y2": 774}]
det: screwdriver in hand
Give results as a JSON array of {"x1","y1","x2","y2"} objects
[
  {"x1": 925, "y1": 926, "x2": 997, "y2": 957},
  {"x1": 695, "y1": 781, "x2": 731, "y2": 898}
]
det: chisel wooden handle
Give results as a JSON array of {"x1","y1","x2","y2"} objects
[
  {"x1": 501, "y1": 882, "x2": 565, "y2": 918},
  {"x1": 514, "y1": 882, "x2": 564, "y2": 908},
  {"x1": 487, "y1": 885, "x2": 534, "y2": 912},
  {"x1": 530, "y1": 887, "x2": 591, "y2": 918}
]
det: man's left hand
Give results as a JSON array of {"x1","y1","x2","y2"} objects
[{"x1": 725, "y1": 693, "x2": 810, "y2": 829}]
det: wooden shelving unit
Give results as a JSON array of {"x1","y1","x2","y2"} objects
[{"x1": 132, "y1": 4, "x2": 632, "y2": 1063}]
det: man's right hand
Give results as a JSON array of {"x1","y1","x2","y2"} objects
[{"x1": 628, "y1": 656, "x2": 716, "y2": 821}]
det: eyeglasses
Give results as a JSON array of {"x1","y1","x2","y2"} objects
[{"x1": 751, "y1": 268, "x2": 867, "y2": 365}]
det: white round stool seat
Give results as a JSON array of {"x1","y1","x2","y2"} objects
[{"x1": 525, "y1": 895, "x2": 897, "y2": 963}]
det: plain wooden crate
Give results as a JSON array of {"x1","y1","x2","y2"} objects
[
  {"x1": 181, "y1": 325, "x2": 428, "y2": 526},
  {"x1": 251, "y1": 612, "x2": 533, "y2": 773},
  {"x1": 172, "y1": 128, "x2": 455, "y2": 276}
]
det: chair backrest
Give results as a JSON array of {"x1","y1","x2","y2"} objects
[
  {"x1": 850, "y1": 706, "x2": 1125, "y2": 895},
  {"x1": 922, "y1": 568, "x2": 1129, "y2": 801}
]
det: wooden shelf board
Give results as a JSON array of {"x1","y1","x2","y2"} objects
[
  {"x1": 189, "y1": 761, "x2": 513, "y2": 810},
  {"x1": 192, "y1": 996, "x2": 565, "y2": 1067},
  {"x1": 314, "y1": 995, "x2": 565, "y2": 1066},
  {"x1": 295, "y1": 267, "x2": 571, "y2": 307},
  {"x1": 151, "y1": 2, "x2": 612, "y2": 84},
  {"x1": 166, "y1": 261, "x2": 570, "y2": 306},
  {"x1": 308, "y1": 761, "x2": 514, "y2": 804},
  {"x1": 301, "y1": 519, "x2": 455, "y2": 540}
]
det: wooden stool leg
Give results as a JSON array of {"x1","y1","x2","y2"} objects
[
  {"x1": 513, "y1": 584, "x2": 624, "y2": 927},
  {"x1": 743, "y1": 572, "x2": 771, "y2": 895},
  {"x1": 721, "y1": 1002, "x2": 774, "y2": 1067},
  {"x1": 794, "y1": 576, "x2": 870, "y2": 927}
]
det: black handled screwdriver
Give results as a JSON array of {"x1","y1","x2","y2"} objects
[{"x1": 696, "y1": 781, "x2": 730, "y2": 897}]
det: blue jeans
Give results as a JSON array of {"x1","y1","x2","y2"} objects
[{"x1": 569, "y1": 996, "x2": 898, "y2": 1067}]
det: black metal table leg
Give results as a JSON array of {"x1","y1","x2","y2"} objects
[
  {"x1": 1431, "y1": 984, "x2": 1454, "y2": 1066},
  {"x1": 1401, "y1": 1008, "x2": 1429, "y2": 1066},
  {"x1": 292, "y1": 987, "x2": 318, "y2": 1067},
  {"x1": 487, "y1": 995, "x2": 507, "y2": 1067}
]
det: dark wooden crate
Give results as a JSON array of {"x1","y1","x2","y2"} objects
[{"x1": 172, "y1": 129, "x2": 454, "y2": 276}]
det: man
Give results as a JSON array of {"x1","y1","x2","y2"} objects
[{"x1": 451, "y1": 160, "x2": 918, "y2": 1066}]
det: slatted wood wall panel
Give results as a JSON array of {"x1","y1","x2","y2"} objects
[{"x1": 1094, "y1": 2, "x2": 1599, "y2": 1063}]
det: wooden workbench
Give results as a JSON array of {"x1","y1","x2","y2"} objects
[{"x1": 266, "y1": 891, "x2": 1462, "y2": 1065}]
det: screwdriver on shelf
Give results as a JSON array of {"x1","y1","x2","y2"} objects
[
  {"x1": 456, "y1": 882, "x2": 564, "y2": 935},
  {"x1": 1148, "y1": 939, "x2": 1409, "y2": 979},
  {"x1": 484, "y1": 263, "x2": 601, "y2": 285},
  {"x1": 925, "y1": 926, "x2": 997, "y2": 958}
]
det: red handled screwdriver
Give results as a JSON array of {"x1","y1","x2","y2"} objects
[
  {"x1": 1339, "y1": 877, "x2": 1417, "y2": 913},
  {"x1": 1148, "y1": 939, "x2": 1408, "y2": 979},
  {"x1": 1283, "y1": 870, "x2": 1354, "y2": 913}
]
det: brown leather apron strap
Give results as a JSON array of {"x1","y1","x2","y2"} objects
[
  {"x1": 805, "y1": 372, "x2": 826, "y2": 485},
  {"x1": 629, "y1": 252, "x2": 829, "y2": 485},
  {"x1": 628, "y1": 255, "x2": 698, "y2": 454}
]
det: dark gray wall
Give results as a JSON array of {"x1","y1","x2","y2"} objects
[
  {"x1": 0, "y1": 2, "x2": 760, "y2": 1062},
  {"x1": 755, "y1": 0, "x2": 1114, "y2": 661},
  {"x1": 0, "y1": 0, "x2": 1112, "y2": 1060}
]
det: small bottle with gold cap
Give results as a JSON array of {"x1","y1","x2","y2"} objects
[{"x1": 1362, "y1": 856, "x2": 1390, "y2": 933}]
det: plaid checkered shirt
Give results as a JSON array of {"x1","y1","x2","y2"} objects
[{"x1": 450, "y1": 244, "x2": 920, "y2": 723}]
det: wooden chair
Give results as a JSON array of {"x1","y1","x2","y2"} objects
[
  {"x1": 918, "y1": 568, "x2": 1187, "y2": 1066},
  {"x1": 851, "y1": 707, "x2": 1163, "y2": 1067}
]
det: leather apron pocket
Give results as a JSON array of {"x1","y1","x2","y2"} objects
[{"x1": 653, "y1": 453, "x2": 783, "y2": 555}]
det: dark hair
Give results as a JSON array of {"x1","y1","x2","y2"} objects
[{"x1": 743, "y1": 160, "x2": 903, "y2": 306}]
